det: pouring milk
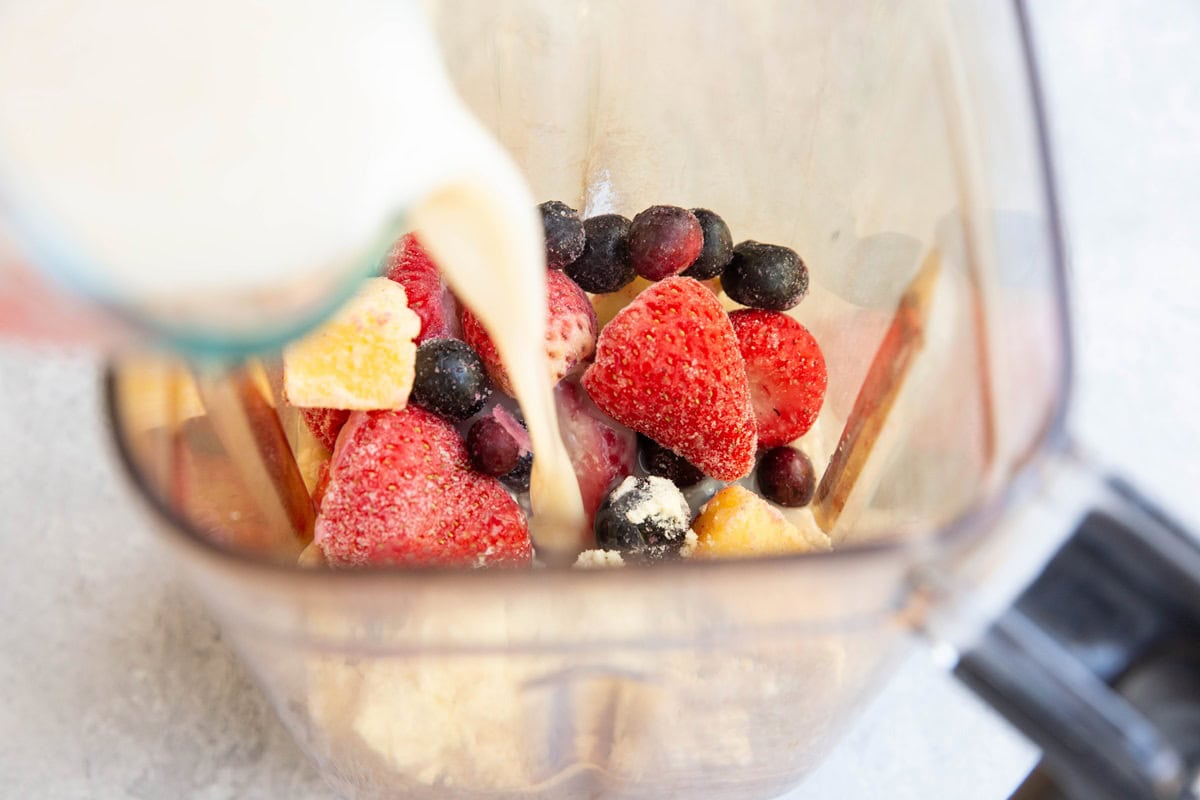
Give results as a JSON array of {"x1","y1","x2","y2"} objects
[{"x1": 0, "y1": 0, "x2": 588, "y2": 558}]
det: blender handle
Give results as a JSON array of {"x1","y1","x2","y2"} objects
[
  {"x1": 1006, "y1": 638, "x2": 1200, "y2": 800},
  {"x1": 927, "y1": 465, "x2": 1200, "y2": 800}
]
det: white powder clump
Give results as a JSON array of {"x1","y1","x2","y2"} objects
[
  {"x1": 678, "y1": 529, "x2": 700, "y2": 559},
  {"x1": 573, "y1": 549, "x2": 626, "y2": 569},
  {"x1": 609, "y1": 475, "x2": 690, "y2": 528}
]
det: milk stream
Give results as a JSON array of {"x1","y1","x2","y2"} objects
[{"x1": 0, "y1": 0, "x2": 588, "y2": 558}]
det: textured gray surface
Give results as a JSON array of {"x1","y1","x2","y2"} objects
[
  {"x1": 1038, "y1": 0, "x2": 1200, "y2": 526},
  {"x1": 0, "y1": 346, "x2": 328, "y2": 799},
  {"x1": 2, "y1": 2, "x2": 1199, "y2": 798}
]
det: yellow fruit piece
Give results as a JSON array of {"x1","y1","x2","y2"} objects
[
  {"x1": 293, "y1": 417, "x2": 331, "y2": 492},
  {"x1": 590, "y1": 276, "x2": 654, "y2": 328},
  {"x1": 691, "y1": 485, "x2": 831, "y2": 558},
  {"x1": 116, "y1": 356, "x2": 205, "y2": 424},
  {"x1": 592, "y1": 277, "x2": 736, "y2": 327},
  {"x1": 700, "y1": 277, "x2": 743, "y2": 314},
  {"x1": 116, "y1": 356, "x2": 277, "y2": 422},
  {"x1": 284, "y1": 278, "x2": 420, "y2": 410}
]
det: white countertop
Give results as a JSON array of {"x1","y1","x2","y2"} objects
[{"x1": 2, "y1": 2, "x2": 1198, "y2": 798}]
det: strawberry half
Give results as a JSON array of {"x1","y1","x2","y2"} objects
[
  {"x1": 555, "y1": 379, "x2": 637, "y2": 523},
  {"x1": 384, "y1": 233, "x2": 459, "y2": 343},
  {"x1": 314, "y1": 407, "x2": 531, "y2": 567},
  {"x1": 462, "y1": 269, "x2": 598, "y2": 395},
  {"x1": 582, "y1": 276, "x2": 756, "y2": 481},
  {"x1": 728, "y1": 309, "x2": 827, "y2": 447}
]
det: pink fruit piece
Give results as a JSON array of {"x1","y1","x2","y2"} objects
[
  {"x1": 462, "y1": 269, "x2": 598, "y2": 395},
  {"x1": 582, "y1": 276, "x2": 757, "y2": 481},
  {"x1": 728, "y1": 309, "x2": 827, "y2": 448},
  {"x1": 555, "y1": 379, "x2": 637, "y2": 524},
  {"x1": 314, "y1": 406, "x2": 531, "y2": 567},
  {"x1": 300, "y1": 407, "x2": 351, "y2": 452},
  {"x1": 384, "y1": 233, "x2": 459, "y2": 343}
]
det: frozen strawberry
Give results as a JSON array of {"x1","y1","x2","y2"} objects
[
  {"x1": 300, "y1": 407, "x2": 351, "y2": 452},
  {"x1": 728, "y1": 309, "x2": 827, "y2": 447},
  {"x1": 384, "y1": 233, "x2": 459, "y2": 343},
  {"x1": 555, "y1": 379, "x2": 637, "y2": 523},
  {"x1": 314, "y1": 407, "x2": 531, "y2": 568},
  {"x1": 581, "y1": 276, "x2": 756, "y2": 481},
  {"x1": 462, "y1": 269, "x2": 598, "y2": 395}
]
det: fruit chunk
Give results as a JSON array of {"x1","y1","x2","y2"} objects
[
  {"x1": 591, "y1": 276, "x2": 653, "y2": 328},
  {"x1": 283, "y1": 278, "x2": 420, "y2": 410},
  {"x1": 467, "y1": 415, "x2": 520, "y2": 475},
  {"x1": 728, "y1": 309, "x2": 827, "y2": 447},
  {"x1": 721, "y1": 241, "x2": 809, "y2": 311},
  {"x1": 384, "y1": 233, "x2": 459, "y2": 343},
  {"x1": 462, "y1": 269, "x2": 598, "y2": 395},
  {"x1": 756, "y1": 446, "x2": 817, "y2": 507},
  {"x1": 410, "y1": 338, "x2": 492, "y2": 421},
  {"x1": 467, "y1": 405, "x2": 533, "y2": 490},
  {"x1": 582, "y1": 276, "x2": 757, "y2": 481},
  {"x1": 682, "y1": 208, "x2": 734, "y2": 280},
  {"x1": 300, "y1": 407, "x2": 351, "y2": 452},
  {"x1": 691, "y1": 485, "x2": 830, "y2": 558},
  {"x1": 314, "y1": 407, "x2": 531, "y2": 567},
  {"x1": 593, "y1": 476, "x2": 691, "y2": 560},
  {"x1": 567, "y1": 214, "x2": 636, "y2": 294},
  {"x1": 628, "y1": 205, "x2": 703, "y2": 281},
  {"x1": 555, "y1": 379, "x2": 637, "y2": 523},
  {"x1": 539, "y1": 200, "x2": 586, "y2": 270}
]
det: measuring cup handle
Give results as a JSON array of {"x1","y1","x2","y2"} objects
[{"x1": 917, "y1": 450, "x2": 1200, "y2": 800}]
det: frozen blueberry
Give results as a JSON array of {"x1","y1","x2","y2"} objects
[
  {"x1": 593, "y1": 475, "x2": 692, "y2": 559},
  {"x1": 721, "y1": 241, "x2": 809, "y2": 311},
  {"x1": 639, "y1": 434, "x2": 705, "y2": 488},
  {"x1": 682, "y1": 208, "x2": 734, "y2": 280},
  {"x1": 756, "y1": 446, "x2": 816, "y2": 507},
  {"x1": 628, "y1": 205, "x2": 704, "y2": 281},
  {"x1": 539, "y1": 200, "x2": 586, "y2": 270},
  {"x1": 501, "y1": 451, "x2": 533, "y2": 492},
  {"x1": 566, "y1": 214, "x2": 636, "y2": 293},
  {"x1": 410, "y1": 338, "x2": 492, "y2": 421}
]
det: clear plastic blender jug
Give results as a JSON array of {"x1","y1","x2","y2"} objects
[{"x1": 97, "y1": 1, "x2": 1199, "y2": 799}]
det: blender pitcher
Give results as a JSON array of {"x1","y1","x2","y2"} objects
[{"x1": 19, "y1": 0, "x2": 1200, "y2": 798}]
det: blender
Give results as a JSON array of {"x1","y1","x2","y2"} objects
[{"x1": 3, "y1": 1, "x2": 1198, "y2": 798}]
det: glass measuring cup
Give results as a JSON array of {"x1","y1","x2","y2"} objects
[
  {"x1": 0, "y1": 0, "x2": 528, "y2": 356},
  {"x1": 101, "y1": 1, "x2": 1199, "y2": 798}
]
